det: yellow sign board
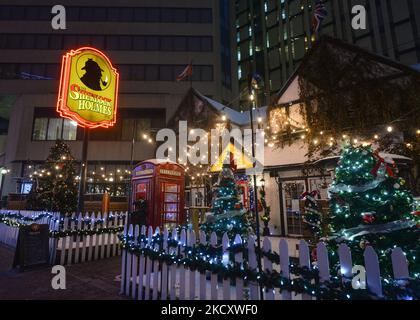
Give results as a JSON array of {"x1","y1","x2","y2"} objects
[{"x1": 56, "y1": 47, "x2": 119, "y2": 129}]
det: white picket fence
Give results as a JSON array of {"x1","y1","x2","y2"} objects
[
  {"x1": 0, "y1": 210, "x2": 127, "y2": 265},
  {"x1": 120, "y1": 224, "x2": 412, "y2": 300}
]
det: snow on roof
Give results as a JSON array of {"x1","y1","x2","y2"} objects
[
  {"x1": 263, "y1": 140, "x2": 309, "y2": 167},
  {"x1": 195, "y1": 91, "x2": 267, "y2": 126},
  {"x1": 314, "y1": 152, "x2": 412, "y2": 165},
  {"x1": 140, "y1": 159, "x2": 179, "y2": 165}
]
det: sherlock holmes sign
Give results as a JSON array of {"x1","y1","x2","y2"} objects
[{"x1": 56, "y1": 47, "x2": 119, "y2": 128}]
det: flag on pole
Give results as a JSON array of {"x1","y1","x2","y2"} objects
[
  {"x1": 176, "y1": 63, "x2": 193, "y2": 82},
  {"x1": 311, "y1": 0, "x2": 328, "y2": 33}
]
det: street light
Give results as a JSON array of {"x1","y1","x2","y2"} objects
[{"x1": 248, "y1": 73, "x2": 265, "y2": 300}]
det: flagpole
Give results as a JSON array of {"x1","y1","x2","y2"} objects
[{"x1": 190, "y1": 60, "x2": 193, "y2": 89}]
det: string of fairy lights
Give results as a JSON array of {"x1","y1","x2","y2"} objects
[{"x1": 265, "y1": 102, "x2": 420, "y2": 150}]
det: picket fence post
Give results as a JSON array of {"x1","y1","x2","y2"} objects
[
  {"x1": 199, "y1": 231, "x2": 207, "y2": 300},
  {"x1": 210, "y1": 232, "x2": 218, "y2": 300},
  {"x1": 298, "y1": 240, "x2": 311, "y2": 300},
  {"x1": 137, "y1": 225, "x2": 146, "y2": 300},
  {"x1": 263, "y1": 237, "x2": 274, "y2": 300},
  {"x1": 391, "y1": 247, "x2": 409, "y2": 280},
  {"x1": 178, "y1": 228, "x2": 187, "y2": 300},
  {"x1": 364, "y1": 246, "x2": 382, "y2": 298},
  {"x1": 189, "y1": 230, "x2": 197, "y2": 300},
  {"x1": 120, "y1": 224, "x2": 128, "y2": 295},
  {"x1": 279, "y1": 239, "x2": 291, "y2": 300},
  {"x1": 131, "y1": 225, "x2": 140, "y2": 299},
  {"x1": 234, "y1": 234, "x2": 243, "y2": 300},
  {"x1": 247, "y1": 235, "x2": 258, "y2": 300},
  {"x1": 161, "y1": 228, "x2": 169, "y2": 300},
  {"x1": 144, "y1": 226, "x2": 153, "y2": 300},
  {"x1": 124, "y1": 224, "x2": 134, "y2": 296},
  {"x1": 338, "y1": 243, "x2": 353, "y2": 284},
  {"x1": 152, "y1": 227, "x2": 161, "y2": 300}
]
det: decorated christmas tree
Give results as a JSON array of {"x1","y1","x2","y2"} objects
[
  {"x1": 327, "y1": 144, "x2": 419, "y2": 278},
  {"x1": 301, "y1": 190, "x2": 323, "y2": 242},
  {"x1": 200, "y1": 164, "x2": 251, "y2": 238},
  {"x1": 27, "y1": 140, "x2": 78, "y2": 216}
]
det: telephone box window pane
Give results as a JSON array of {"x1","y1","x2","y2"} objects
[
  {"x1": 165, "y1": 203, "x2": 178, "y2": 212},
  {"x1": 164, "y1": 193, "x2": 178, "y2": 202},
  {"x1": 32, "y1": 118, "x2": 48, "y2": 140},
  {"x1": 164, "y1": 183, "x2": 178, "y2": 193},
  {"x1": 165, "y1": 213, "x2": 177, "y2": 221},
  {"x1": 47, "y1": 118, "x2": 63, "y2": 140}
]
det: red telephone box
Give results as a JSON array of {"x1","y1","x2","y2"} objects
[{"x1": 131, "y1": 160, "x2": 185, "y2": 230}]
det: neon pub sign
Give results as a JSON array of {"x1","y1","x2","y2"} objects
[{"x1": 56, "y1": 47, "x2": 119, "y2": 128}]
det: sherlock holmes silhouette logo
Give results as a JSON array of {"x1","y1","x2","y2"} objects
[
  {"x1": 56, "y1": 47, "x2": 119, "y2": 128},
  {"x1": 77, "y1": 56, "x2": 110, "y2": 91}
]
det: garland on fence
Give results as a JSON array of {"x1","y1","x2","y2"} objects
[
  {"x1": 50, "y1": 226, "x2": 124, "y2": 238},
  {"x1": 119, "y1": 234, "x2": 420, "y2": 300},
  {"x1": 0, "y1": 212, "x2": 126, "y2": 230},
  {"x1": 0, "y1": 212, "x2": 52, "y2": 223},
  {"x1": 0, "y1": 215, "x2": 124, "y2": 239}
]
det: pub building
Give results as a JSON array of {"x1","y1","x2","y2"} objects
[{"x1": 0, "y1": 1, "x2": 238, "y2": 210}]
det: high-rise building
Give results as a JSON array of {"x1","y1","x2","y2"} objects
[
  {"x1": 0, "y1": 0, "x2": 237, "y2": 201},
  {"x1": 235, "y1": 0, "x2": 420, "y2": 105}
]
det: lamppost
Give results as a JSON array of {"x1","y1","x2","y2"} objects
[
  {"x1": 248, "y1": 73, "x2": 264, "y2": 300},
  {"x1": 260, "y1": 177, "x2": 271, "y2": 236}
]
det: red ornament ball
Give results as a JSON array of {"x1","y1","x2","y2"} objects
[{"x1": 362, "y1": 213, "x2": 376, "y2": 224}]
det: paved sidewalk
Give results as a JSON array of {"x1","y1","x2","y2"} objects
[{"x1": 0, "y1": 244, "x2": 127, "y2": 300}]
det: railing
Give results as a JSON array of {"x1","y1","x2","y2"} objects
[
  {"x1": 0, "y1": 210, "x2": 127, "y2": 265},
  {"x1": 120, "y1": 224, "x2": 418, "y2": 300}
]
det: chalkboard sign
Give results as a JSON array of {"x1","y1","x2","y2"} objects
[{"x1": 13, "y1": 223, "x2": 50, "y2": 271}]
